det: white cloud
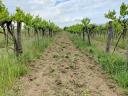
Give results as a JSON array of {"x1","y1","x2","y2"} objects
[{"x1": 4, "y1": 0, "x2": 128, "y2": 27}]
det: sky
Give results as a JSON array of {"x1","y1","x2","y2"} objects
[{"x1": 3, "y1": 0, "x2": 128, "y2": 27}]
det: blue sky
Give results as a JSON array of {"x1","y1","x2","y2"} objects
[{"x1": 3, "y1": 0, "x2": 128, "y2": 27}]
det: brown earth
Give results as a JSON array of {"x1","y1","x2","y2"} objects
[{"x1": 13, "y1": 33, "x2": 123, "y2": 96}]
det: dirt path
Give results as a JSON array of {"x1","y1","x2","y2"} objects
[{"x1": 14, "y1": 33, "x2": 121, "y2": 96}]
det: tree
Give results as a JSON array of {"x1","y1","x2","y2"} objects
[
  {"x1": 119, "y1": 2, "x2": 128, "y2": 40},
  {"x1": 41, "y1": 20, "x2": 48, "y2": 36},
  {"x1": 81, "y1": 18, "x2": 91, "y2": 45},
  {"x1": 0, "y1": 0, "x2": 10, "y2": 49},
  {"x1": 24, "y1": 13, "x2": 33, "y2": 36},
  {"x1": 32, "y1": 16, "x2": 42, "y2": 36},
  {"x1": 12, "y1": 7, "x2": 26, "y2": 56},
  {"x1": 48, "y1": 22, "x2": 59, "y2": 36},
  {"x1": 105, "y1": 3, "x2": 128, "y2": 53}
]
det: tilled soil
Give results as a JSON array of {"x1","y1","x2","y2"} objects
[{"x1": 13, "y1": 33, "x2": 122, "y2": 96}]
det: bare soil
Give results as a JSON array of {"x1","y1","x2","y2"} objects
[{"x1": 13, "y1": 33, "x2": 123, "y2": 96}]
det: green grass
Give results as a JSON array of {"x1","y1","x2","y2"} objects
[
  {"x1": 0, "y1": 34, "x2": 5, "y2": 48},
  {"x1": 70, "y1": 34, "x2": 128, "y2": 91},
  {"x1": 94, "y1": 35, "x2": 127, "y2": 49},
  {"x1": 0, "y1": 36, "x2": 53, "y2": 96}
]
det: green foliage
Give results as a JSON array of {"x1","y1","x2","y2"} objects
[
  {"x1": 31, "y1": 16, "x2": 60, "y2": 33},
  {"x1": 48, "y1": 21, "x2": 60, "y2": 32},
  {"x1": 24, "y1": 13, "x2": 33, "y2": 26},
  {"x1": 105, "y1": 10, "x2": 116, "y2": 20},
  {"x1": 105, "y1": 3, "x2": 128, "y2": 23},
  {"x1": 32, "y1": 16, "x2": 42, "y2": 28},
  {"x1": 113, "y1": 20, "x2": 122, "y2": 34},
  {"x1": 41, "y1": 20, "x2": 48, "y2": 29},
  {"x1": 12, "y1": 7, "x2": 25, "y2": 22},
  {"x1": 120, "y1": 3, "x2": 128, "y2": 17},
  {"x1": 0, "y1": 0, "x2": 9, "y2": 22},
  {"x1": 81, "y1": 18, "x2": 90, "y2": 26},
  {"x1": 49, "y1": 22, "x2": 56, "y2": 30},
  {"x1": 66, "y1": 24, "x2": 83, "y2": 33}
]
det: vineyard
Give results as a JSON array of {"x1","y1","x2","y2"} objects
[
  {"x1": 0, "y1": 0, "x2": 128, "y2": 96},
  {"x1": 65, "y1": 2, "x2": 128, "y2": 89}
]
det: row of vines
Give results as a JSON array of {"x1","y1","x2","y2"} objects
[
  {"x1": 0, "y1": 0, "x2": 60, "y2": 57},
  {"x1": 65, "y1": 2, "x2": 128, "y2": 58}
]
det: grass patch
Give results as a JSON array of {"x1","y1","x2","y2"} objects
[{"x1": 0, "y1": 36, "x2": 53, "y2": 96}]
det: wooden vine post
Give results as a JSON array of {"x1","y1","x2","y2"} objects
[
  {"x1": 86, "y1": 26, "x2": 91, "y2": 45},
  {"x1": 106, "y1": 21, "x2": 114, "y2": 53},
  {"x1": 82, "y1": 26, "x2": 85, "y2": 41}
]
